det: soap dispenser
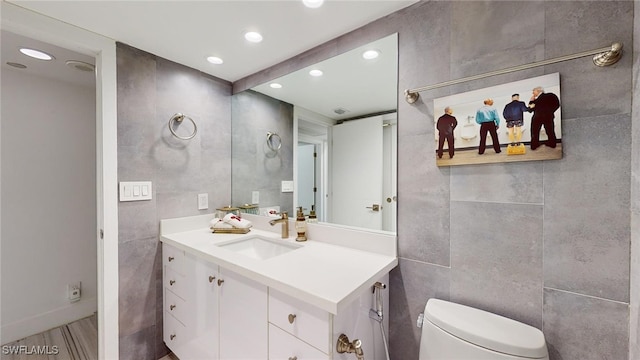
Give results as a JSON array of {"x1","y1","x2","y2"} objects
[
  {"x1": 307, "y1": 205, "x2": 318, "y2": 223},
  {"x1": 295, "y1": 207, "x2": 307, "y2": 242}
]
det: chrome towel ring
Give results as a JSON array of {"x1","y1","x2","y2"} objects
[
  {"x1": 168, "y1": 113, "x2": 197, "y2": 140},
  {"x1": 266, "y1": 132, "x2": 282, "y2": 151}
]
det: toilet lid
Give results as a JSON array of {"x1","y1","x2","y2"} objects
[{"x1": 424, "y1": 299, "x2": 548, "y2": 359}]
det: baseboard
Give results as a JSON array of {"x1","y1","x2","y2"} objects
[{"x1": 1, "y1": 297, "x2": 97, "y2": 344}]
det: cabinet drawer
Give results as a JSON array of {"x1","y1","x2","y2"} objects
[
  {"x1": 269, "y1": 289, "x2": 330, "y2": 353},
  {"x1": 164, "y1": 287, "x2": 188, "y2": 325},
  {"x1": 269, "y1": 324, "x2": 329, "y2": 360},
  {"x1": 164, "y1": 266, "x2": 186, "y2": 299},
  {"x1": 163, "y1": 311, "x2": 186, "y2": 348},
  {"x1": 163, "y1": 244, "x2": 185, "y2": 275}
]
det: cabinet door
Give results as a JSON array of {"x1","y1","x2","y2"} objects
[
  {"x1": 190, "y1": 257, "x2": 219, "y2": 360},
  {"x1": 218, "y1": 268, "x2": 268, "y2": 360}
]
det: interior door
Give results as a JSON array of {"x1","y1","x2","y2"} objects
[
  {"x1": 297, "y1": 143, "x2": 316, "y2": 214},
  {"x1": 331, "y1": 115, "x2": 383, "y2": 229}
]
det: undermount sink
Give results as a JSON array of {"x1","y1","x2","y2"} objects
[{"x1": 216, "y1": 235, "x2": 301, "y2": 260}]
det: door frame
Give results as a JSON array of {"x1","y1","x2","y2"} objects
[
  {"x1": 293, "y1": 107, "x2": 331, "y2": 222},
  {"x1": 1, "y1": 3, "x2": 119, "y2": 359}
]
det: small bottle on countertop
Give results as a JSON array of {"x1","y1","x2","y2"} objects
[
  {"x1": 295, "y1": 206, "x2": 307, "y2": 242},
  {"x1": 307, "y1": 205, "x2": 318, "y2": 223}
]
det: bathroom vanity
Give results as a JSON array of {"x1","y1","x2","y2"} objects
[{"x1": 160, "y1": 213, "x2": 397, "y2": 360}]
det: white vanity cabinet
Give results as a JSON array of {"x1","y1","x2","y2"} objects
[
  {"x1": 160, "y1": 215, "x2": 396, "y2": 360},
  {"x1": 163, "y1": 243, "x2": 268, "y2": 360},
  {"x1": 163, "y1": 245, "x2": 219, "y2": 360}
]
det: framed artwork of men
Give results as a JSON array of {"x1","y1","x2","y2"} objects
[{"x1": 433, "y1": 73, "x2": 562, "y2": 167}]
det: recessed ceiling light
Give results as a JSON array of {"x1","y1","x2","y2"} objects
[
  {"x1": 309, "y1": 69, "x2": 323, "y2": 77},
  {"x1": 362, "y1": 50, "x2": 380, "y2": 60},
  {"x1": 303, "y1": 0, "x2": 324, "y2": 8},
  {"x1": 270, "y1": 83, "x2": 282, "y2": 89},
  {"x1": 19, "y1": 48, "x2": 54, "y2": 61},
  {"x1": 244, "y1": 31, "x2": 263, "y2": 43},
  {"x1": 333, "y1": 107, "x2": 349, "y2": 115},
  {"x1": 207, "y1": 56, "x2": 224, "y2": 65},
  {"x1": 66, "y1": 60, "x2": 95, "y2": 72},
  {"x1": 6, "y1": 62, "x2": 27, "y2": 69}
]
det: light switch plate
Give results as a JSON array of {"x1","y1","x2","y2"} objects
[
  {"x1": 281, "y1": 181, "x2": 294, "y2": 193},
  {"x1": 198, "y1": 193, "x2": 208, "y2": 210},
  {"x1": 119, "y1": 181, "x2": 152, "y2": 201},
  {"x1": 252, "y1": 191, "x2": 259, "y2": 204}
]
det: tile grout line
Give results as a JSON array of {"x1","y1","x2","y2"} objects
[{"x1": 544, "y1": 286, "x2": 630, "y2": 306}]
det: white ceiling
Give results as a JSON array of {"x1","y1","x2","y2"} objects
[
  {"x1": 252, "y1": 33, "x2": 397, "y2": 120},
  {"x1": 7, "y1": 0, "x2": 416, "y2": 82},
  {"x1": 1, "y1": 30, "x2": 96, "y2": 87}
]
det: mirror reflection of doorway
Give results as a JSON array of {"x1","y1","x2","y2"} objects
[
  {"x1": 297, "y1": 113, "x2": 397, "y2": 231},
  {"x1": 297, "y1": 117, "x2": 328, "y2": 222},
  {"x1": 297, "y1": 143, "x2": 317, "y2": 216}
]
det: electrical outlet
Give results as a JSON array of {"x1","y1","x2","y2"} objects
[
  {"x1": 198, "y1": 193, "x2": 208, "y2": 210},
  {"x1": 68, "y1": 282, "x2": 81, "y2": 302},
  {"x1": 252, "y1": 191, "x2": 259, "y2": 204}
]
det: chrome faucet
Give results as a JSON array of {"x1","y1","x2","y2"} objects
[{"x1": 269, "y1": 211, "x2": 289, "y2": 238}]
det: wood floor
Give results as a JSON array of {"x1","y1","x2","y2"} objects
[
  {"x1": 1, "y1": 315, "x2": 98, "y2": 360},
  {"x1": 1, "y1": 315, "x2": 182, "y2": 360}
]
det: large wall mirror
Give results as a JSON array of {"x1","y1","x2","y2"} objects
[{"x1": 232, "y1": 33, "x2": 398, "y2": 233}]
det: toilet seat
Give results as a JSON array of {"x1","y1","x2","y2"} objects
[{"x1": 424, "y1": 299, "x2": 547, "y2": 359}]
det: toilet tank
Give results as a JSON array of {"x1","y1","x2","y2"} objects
[{"x1": 419, "y1": 299, "x2": 549, "y2": 360}]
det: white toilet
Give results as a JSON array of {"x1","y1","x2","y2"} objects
[{"x1": 419, "y1": 299, "x2": 550, "y2": 360}]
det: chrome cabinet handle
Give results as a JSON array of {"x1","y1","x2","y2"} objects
[
  {"x1": 288, "y1": 357, "x2": 297, "y2": 360},
  {"x1": 366, "y1": 204, "x2": 381, "y2": 211},
  {"x1": 168, "y1": 256, "x2": 174, "y2": 262},
  {"x1": 209, "y1": 275, "x2": 216, "y2": 283},
  {"x1": 170, "y1": 334, "x2": 176, "y2": 340},
  {"x1": 288, "y1": 314, "x2": 296, "y2": 324},
  {"x1": 169, "y1": 280, "x2": 175, "y2": 286},
  {"x1": 170, "y1": 304, "x2": 176, "y2": 311},
  {"x1": 218, "y1": 279, "x2": 224, "y2": 286}
]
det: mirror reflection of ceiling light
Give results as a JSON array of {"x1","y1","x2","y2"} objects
[
  {"x1": 302, "y1": 0, "x2": 324, "y2": 8},
  {"x1": 207, "y1": 56, "x2": 224, "y2": 65},
  {"x1": 309, "y1": 69, "x2": 323, "y2": 77},
  {"x1": 244, "y1": 31, "x2": 263, "y2": 43},
  {"x1": 66, "y1": 60, "x2": 95, "y2": 72},
  {"x1": 362, "y1": 49, "x2": 380, "y2": 60},
  {"x1": 19, "y1": 48, "x2": 54, "y2": 60},
  {"x1": 270, "y1": 83, "x2": 282, "y2": 89}
]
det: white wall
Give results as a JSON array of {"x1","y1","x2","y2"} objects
[{"x1": 1, "y1": 68, "x2": 97, "y2": 343}]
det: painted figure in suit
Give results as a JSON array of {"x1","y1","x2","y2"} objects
[
  {"x1": 436, "y1": 106, "x2": 458, "y2": 159},
  {"x1": 503, "y1": 93, "x2": 528, "y2": 146},
  {"x1": 528, "y1": 86, "x2": 560, "y2": 150},
  {"x1": 475, "y1": 98, "x2": 501, "y2": 154}
]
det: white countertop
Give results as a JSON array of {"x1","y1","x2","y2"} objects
[{"x1": 160, "y1": 215, "x2": 397, "y2": 315}]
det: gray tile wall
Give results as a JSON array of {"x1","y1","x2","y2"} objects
[
  {"x1": 116, "y1": 43, "x2": 232, "y2": 360},
  {"x1": 231, "y1": 90, "x2": 294, "y2": 215},
  {"x1": 630, "y1": 2, "x2": 640, "y2": 359},
  {"x1": 236, "y1": 1, "x2": 635, "y2": 359}
]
